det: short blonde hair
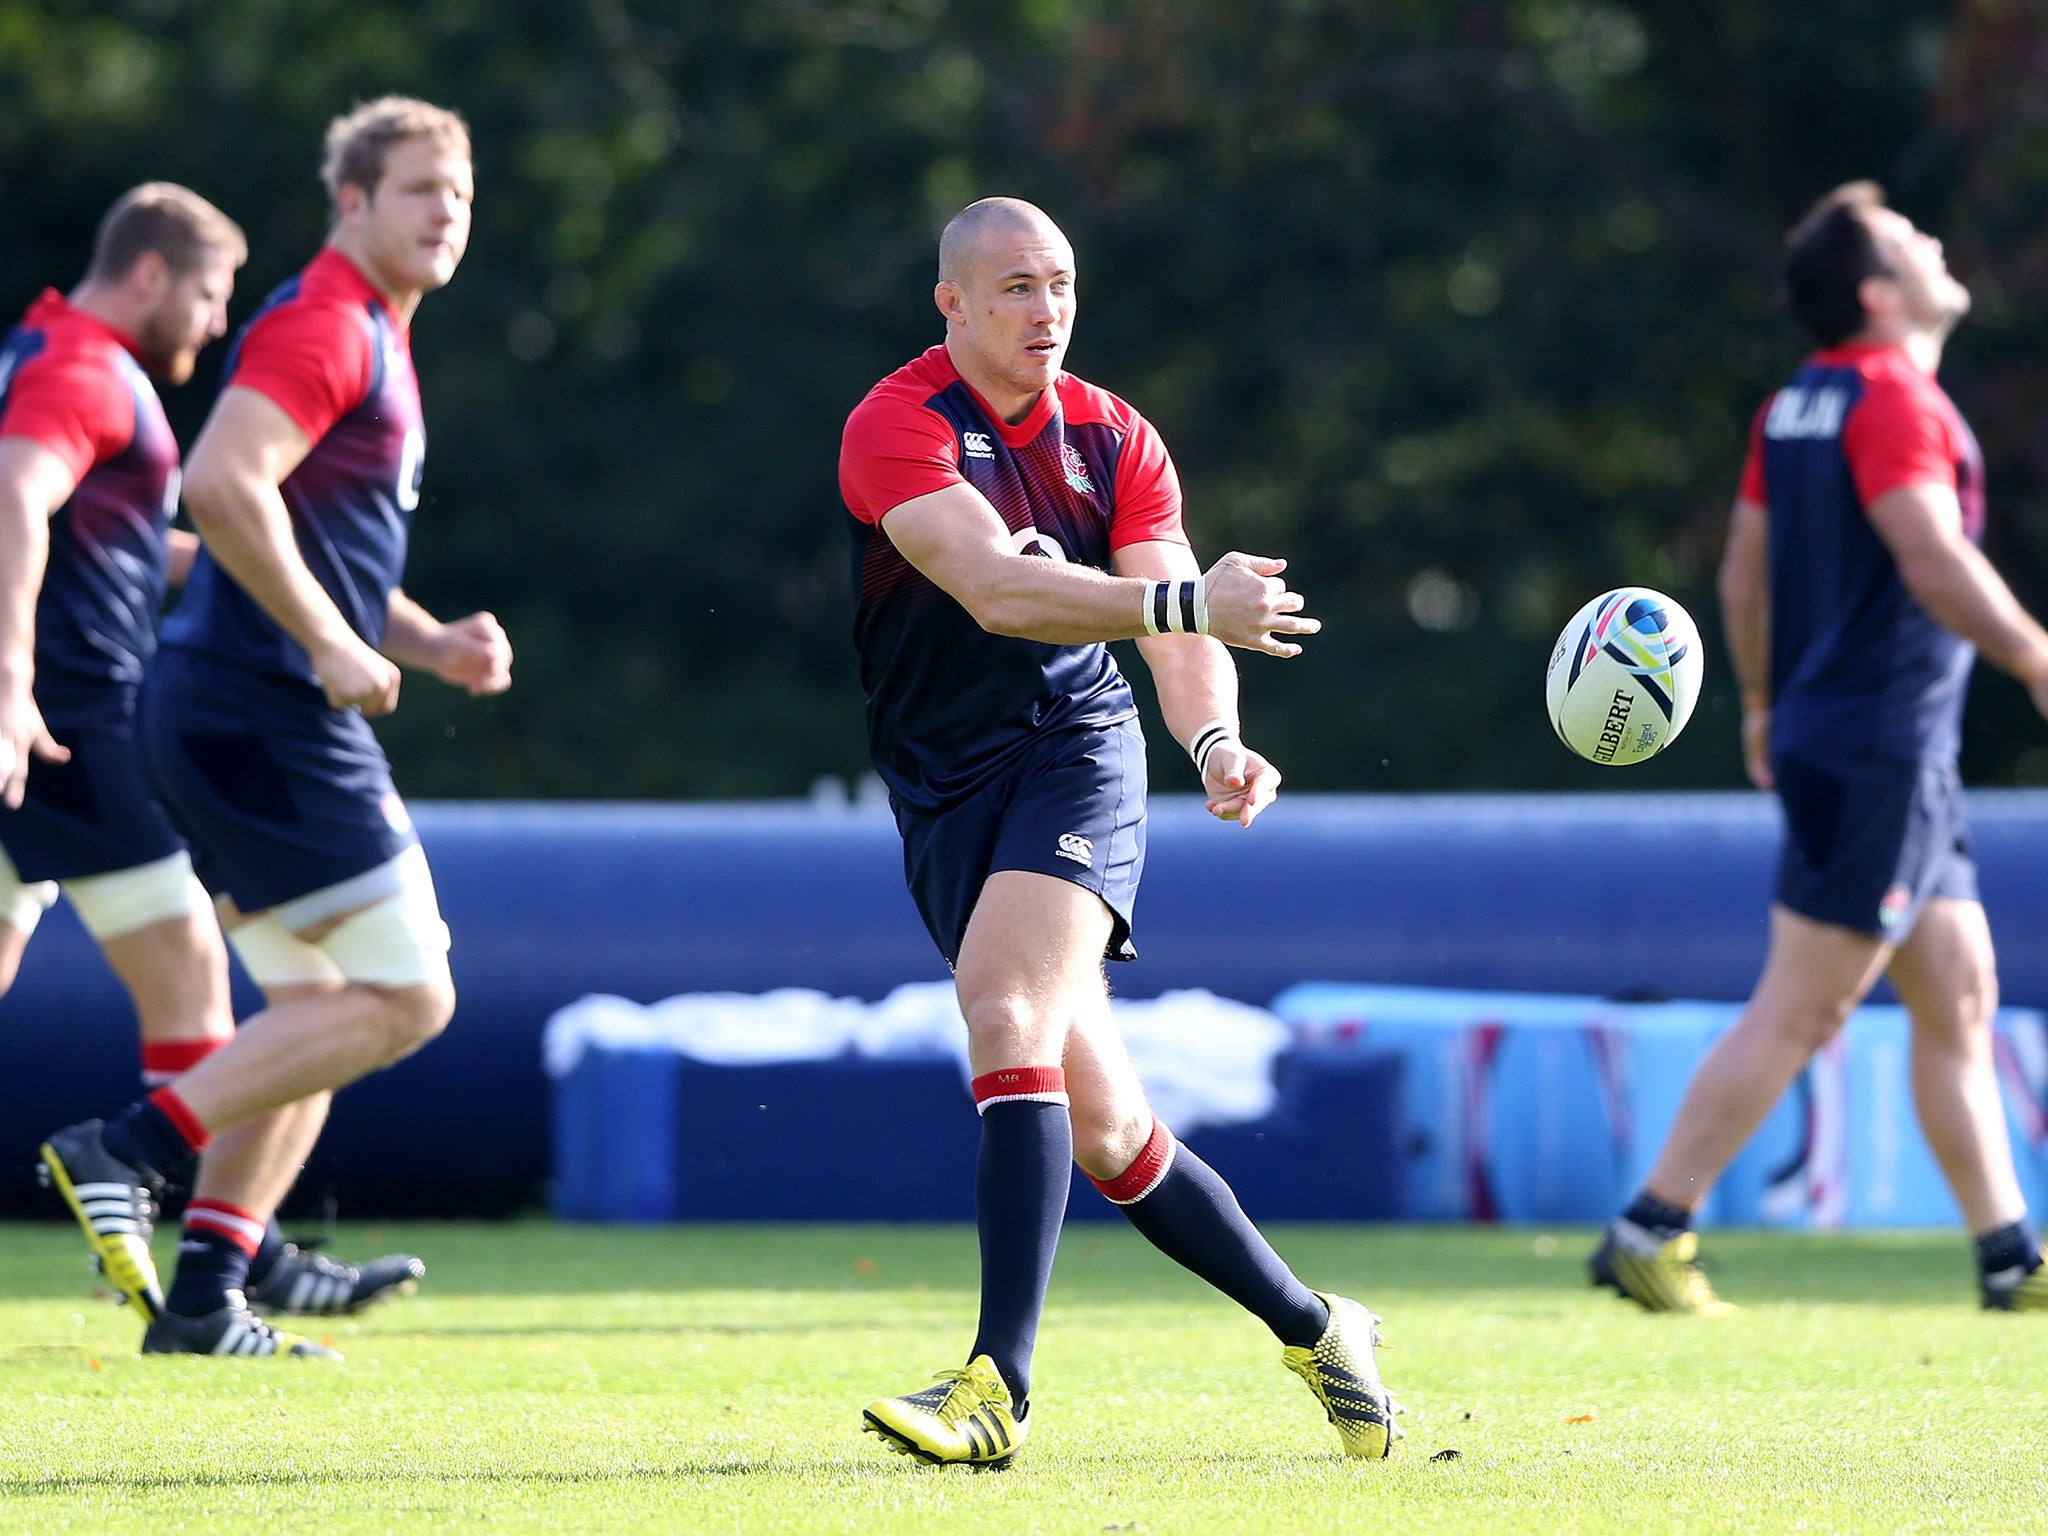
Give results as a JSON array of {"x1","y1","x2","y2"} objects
[
  {"x1": 320, "y1": 96, "x2": 471, "y2": 205},
  {"x1": 87, "y1": 183, "x2": 246, "y2": 283}
]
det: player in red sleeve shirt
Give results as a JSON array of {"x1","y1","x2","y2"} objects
[
  {"x1": 9, "y1": 186, "x2": 420, "y2": 1340},
  {"x1": 848, "y1": 199, "x2": 1400, "y2": 1466},
  {"x1": 42, "y1": 101, "x2": 508, "y2": 1360},
  {"x1": 1593, "y1": 183, "x2": 2048, "y2": 1314}
]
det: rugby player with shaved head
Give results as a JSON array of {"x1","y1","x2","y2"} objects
[
  {"x1": 3, "y1": 184, "x2": 422, "y2": 1347},
  {"x1": 841, "y1": 197, "x2": 1402, "y2": 1465},
  {"x1": 41, "y1": 97, "x2": 509, "y2": 1359}
]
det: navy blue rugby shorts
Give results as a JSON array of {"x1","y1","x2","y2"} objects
[
  {"x1": 0, "y1": 702, "x2": 185, "y2": 883},
  {"x1": 894, "y1": 716, "x2": 1148, "y2": 968},
  {"x1": 1772, "y1": 752, "x2": 1976, "y2": 941},
  {"x1": 137, "y1": 646, "x2": 418, "y2": 913}
]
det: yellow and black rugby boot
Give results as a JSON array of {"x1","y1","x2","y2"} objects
[
  {"x1": 1981, "y1": 1250, "x2": 2048, "y2": 1312},
  {"x1": 1589, "y1": 1220, "x2": 1734, "y2": 1315},
  {"x1": 38, "y1": 1119, "x2": 165, "y2": 1323},
  {"x1": 862, "y1": 1354, "x2": 1026, "y2": 1467},
  {"x1": 143, "y1": 1292, "x2": 343, "y2": 1359},
  {"x1": 1282, "y1": 1291, "x2": 1403, "y2": 1458}
]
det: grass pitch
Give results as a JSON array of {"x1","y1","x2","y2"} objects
[{"x1": 1, "y1": 1221, "x2": 2044, "y2": 1534}]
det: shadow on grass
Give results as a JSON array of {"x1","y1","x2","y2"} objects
[
  {"x1": 0, "y1": 1222, "x2": 1984, "y2": 1310},
  {"x1": 368, "y1": 1318, "x2": 894, "y2": 1340},
  {"x1": 0, "y1": 1446, "x2": 1349, "y2": 1498}
]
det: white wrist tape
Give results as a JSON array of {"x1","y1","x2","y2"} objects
[
  {"x1": 1187, "y1": 719, "x2": 1239, "y2": 780},
  {"x1": 1141, "y1": 578, "x2": 1211, "y2": 637}
]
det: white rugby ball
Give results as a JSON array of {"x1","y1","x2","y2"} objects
[{"x1": 1545, "y1": 587, "x2": 1703, "y2": 766}]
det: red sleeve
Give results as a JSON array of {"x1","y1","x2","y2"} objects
[
  {"x1": 838, "y1": 393, "x2": 961, "y2": 524},
  {"x1": 1107, "y1": 412, "x2": 1187, "y2": 549},
  {"x1": 0, "y1": 351, "x2": 135, "y2": 483},
  {"x1": 1736, "y1": 397, "x2": 1769, "y2": 507},
  {"x1": 1840, "y1": 374, "x2": 1957, "y2": 508},
  {"x1": 229, "y1": 301, "x2": 374, "y2": 443}
]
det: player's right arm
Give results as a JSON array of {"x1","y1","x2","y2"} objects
[
  {"x1": 882, "y1": 485, "x2": 1310, "y2": 652},
  {"x1": 1867, "y1": 483, "x2": 2048, "y2": 719},
  {"x1": 0, "y1": 438, "x2": 79, "y2": 804},
  {"x1": 1718, "y1": 496, "x2": 1772, "y2": 790},
  {"x1": 181, "y1": 386, "x2": 401, "y2": 716},
  {"x1": 847, "y1": 391, "x2": 1314, "y2": 652},
  {"x1": 1720, "y1": 400, "x2": 1774, "y2": 790}
]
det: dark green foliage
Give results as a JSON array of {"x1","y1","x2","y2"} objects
[{"x1": 4, "y1": 0, "x2": 2042, "y2": 795}]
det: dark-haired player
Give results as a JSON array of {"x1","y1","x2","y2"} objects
[
  {"x1": 41, "y1": 98, "x2": 510, "y2": 1359},
  {"x1": 1592, "y1": 182, "x2": 2048, "y2": 1313},
  {"x1": 5, "y1": 185, "x2": 421, "y2": 1343},
  {"x1": 843, "y1": 197, "x2": 1399, "y2": 1465}
]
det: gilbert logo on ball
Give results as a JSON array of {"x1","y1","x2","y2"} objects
[{"x1": 1545, "y1": 587, "x2": 1703, "y2": 765}]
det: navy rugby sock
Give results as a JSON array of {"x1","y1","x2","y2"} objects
[
  {"x1": 102, "y1": 1087, "x2": 208, "y2": 1185},
  {"x1": 166, "y1": 1199, "x2": 264, "y2": 1317},
  {"x1": 967, "y1": 1070, "x2": 1072, "y2": 1408},
  {"x1": 247, "y1": 1218, "x2": 288, "y2": 1286},
  {"x1": 1621, "y1": 1190, "x2": 1693, "y2": 1239},
  {"x1": 1100, "y1": 1122, "x2": 1329, "y2": 1350},
  {"x1": 1974, "y1": 1219, "x2": 2043, "y2": 1279}
]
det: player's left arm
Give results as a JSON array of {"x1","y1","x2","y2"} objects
[
  {"x1": 1867, "y1": 484, "x2": 2048, "y2": 717},
  {"x1": 1847, "y1": 380, "x2": 2048, "y2": 718},
  {"x1": 1114, "y1": 537, "x2": 1280, "y2": 827},
  {"x1": 381, "y1": 588, "x2": 512, "y2": 696}
]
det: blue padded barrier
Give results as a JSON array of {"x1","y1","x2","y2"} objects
[
  {"x1": 1273, "y1": 984, "x2": 2048, "y2": 1227},
  {"x1": 549, "y1": 1045, "x2": 1407, "y2": 1223},
  {"x1": 4, "y1": 791, "x2": 2045, "y2": 1215}
]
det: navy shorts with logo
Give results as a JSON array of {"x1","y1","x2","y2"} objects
[
  {"x1": 137, "y1": 646, "x2": 417, "y2": 913},
  {"x1": 895, "y1": 716, "x2": 1148, "y2": 968},
  {"x1": 1772, "y1": 752, "x2": 1976, "y2": 940},
  {"x1": 0, "y1": 704, "x2": 184, "y2": 883}
]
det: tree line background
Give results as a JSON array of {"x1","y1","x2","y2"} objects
[{"x1": 4, "y1": 0, "x2": 2047, "y2": 800}]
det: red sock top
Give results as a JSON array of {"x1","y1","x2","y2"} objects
[
  {"x1": 971, "y1": 1065, "x2": 1069, "y2": 1111},
  {"x1": 1091, "y1": 1119, "x2": 1177, "y2": 1204},
  {"x1": 141, "y1": 1037, "x2": 226, "y2": 1086},
  {"x1": 147, "y1": 1085, "x2": 212, "y2": 1151},
  {"x1": 183, "y1": 1198, "x2": 266, "y2": 1256}
]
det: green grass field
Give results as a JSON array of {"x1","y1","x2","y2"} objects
[{"x1": 2, "y1": 1221, "x2": 2044, "y2": 1534}]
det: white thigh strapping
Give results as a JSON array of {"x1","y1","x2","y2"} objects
[
  {"x1": 0, "y1": 844, "x2": 59, "y2": 935},
  {"x1": 61, "y1": 850, "x2": 206, "y2": 941},
  {"x1": 228, "y1": 846, "x2": 451, "y2": 991},
  {"x1": 319, "y1": 883, "x2": 453, "y2": 988},
  {"x1": 227, "y1": 911, "x2": 347, "y2": 989}
]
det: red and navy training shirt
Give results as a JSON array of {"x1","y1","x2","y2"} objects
[
  {"x1": 840, "y1": 345, "x2": 1188, "y2": 813},
  {"x1": 163, "y1": 248, "x2": 425, "y2": 685},
  {"x1": 0, "y1": 291, "x2": 181, "y2": 723},
  {"x1": 1737, "y1": 342, "x2": 1984, "y2": 764}
]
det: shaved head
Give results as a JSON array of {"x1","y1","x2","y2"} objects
[
  {"x1": 933, "y1": 197, "x2": 1077, "y2": 422},
  {"x1": 938, "y1": 197, "x2": 1064, "y2": 285}
]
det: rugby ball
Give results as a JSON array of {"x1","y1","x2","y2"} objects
[{"x1": 1545, "y1": 587, "x2": 1702, "y2": 766}]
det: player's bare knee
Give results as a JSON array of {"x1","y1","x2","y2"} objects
[
  {"x1": 229, "y1": 853, "x2": 454, "y2": 1068},
  {"x1": 372, "y1": 978, "x2": 455, "y2": 1061},
  {"x1": 1071, "y1": 1103, "x2": 1153, "y2": 1182},
  {"x1": 960, "y1": 991, "x2": 1061, "y2": 1064},
  {"x1": 1780, "y1": 995, "x2": 1855, "y2": 1052}
]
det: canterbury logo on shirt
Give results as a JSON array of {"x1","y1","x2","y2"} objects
[
  {"x1": 1765, "y1": 385, "x2": 1850, "y2": 441},
  {"x1": 962, "y1": 431, "x2": 994, "y2": 459}
]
